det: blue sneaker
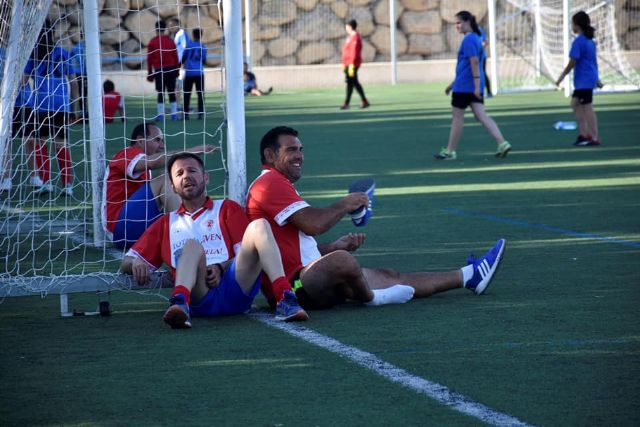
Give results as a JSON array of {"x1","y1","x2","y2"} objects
[
  {"x1": 275, "y1": 290, "x2": 309, "y2": 322},
  {"x1": 464, "y1": 239, "x2": 506, "y2": 295},
  {"x1": 163, "y1": 295, "x2": 192, "y2": 329},
  {"x1": 348, "y1": 178, "x2": 375, "y2": 227}
]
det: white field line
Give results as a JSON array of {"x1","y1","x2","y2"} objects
[{"x1": 250, "y1": 312, "x2": 534, "y2": 427}]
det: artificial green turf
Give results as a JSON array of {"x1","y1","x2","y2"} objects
[{"x1": 1, "y1": 82, "x2": 639, "y2": 425}]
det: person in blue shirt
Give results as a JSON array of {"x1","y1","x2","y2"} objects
[
  {"x1": 70, "y1": 40, "x2": 87, "y2": 122},
  {"x1": 555, "y1": 11, "x2": 603, "y2": 146},
  {"x1": 479, "y1": 27, "x2": 492, "y2": 97},
  {"x1": 31, "y1": 26, "x2": 77, "y2": 196},
  {"x1": 435, "y1": 11, "x2": 511, "y2": 160},
  {"x1": 181, "y1": 28, "x2": 207, "y2": 120}
]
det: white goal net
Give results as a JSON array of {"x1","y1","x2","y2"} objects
[
  {"x1": 0, "y1": 0, "x2": 235, "y2": 302},
  {"x1": 490, "y1": 0, "x2": 640, "y2": 93}
]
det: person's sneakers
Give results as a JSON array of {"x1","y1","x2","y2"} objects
[
  {"x1": 361, "y1": 100, "x2": 370, "y2": 109},
  {"x1": 265, "y1": 87, "x2": 273, "y2": 95},
  {"x1": 275, "y1": 290, "x2": 309, "y2": 322},
  {"x1": 154, "y1": 114, "x2": 163, "y2": 122},
  {"x1": 434, "y1": 147, "x2": 457, "y2": 160},
  {"x1": 495, "y1": 141, "x2": 512, "y2": 157},
  {"x1": 163, "y1": 295, "x2": 192, "y2": 329},
  {"x1": 464, "y1": 239, "x2": 506, "y2": 295},
  {"x1": 340, "y1": 104, "x2": 350, "y2": 110},
  {"x1": 30, "y1": 175, "x2": 44, "y2": 187},
  {"x1": 61, "y1": 184, "x2": 73, "y2": 197},
  {"x1": 574, "y1": 134, "x2": 600, "y2": 146}
]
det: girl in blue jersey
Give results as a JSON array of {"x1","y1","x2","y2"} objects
[
  {"x1": 31, "y1": 27, "x2": 76, "y2": 196},
  {"x1": 435, "y1": 11, "x2": 511, "y2": 160},
  {"x1": 555, "y1": 11, "x2": 602, "y2": 146}
]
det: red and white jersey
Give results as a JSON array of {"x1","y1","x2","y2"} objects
[
  {"x1": 102, "y1": 146, "x2": 150, "y2": 234},
  {"x1": 246, "y1": 167, "x2": 321, "y2": 281},
  {"x1": 126, "y1": 198, "x2": 248, "y2": 277},
  {"x1": 103, "y1": 91, "x2": 122, "y2": 123}
]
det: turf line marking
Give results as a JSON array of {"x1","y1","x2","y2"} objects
[
  {"x1": 443, "y1": 208, "x2": 640, "y2": 249},
  {"x1": 250, "y1": 312, "x2": 533, "y2": 427}
]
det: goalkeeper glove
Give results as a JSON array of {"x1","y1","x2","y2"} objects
[{"x1": 348, "y1": 64, "x2": 356, "y2": 78}]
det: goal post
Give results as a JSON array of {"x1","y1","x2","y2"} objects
[
  {"x1": 488, "y1": 0, "x2": 640, "y2": 95},
  {"x1": 0, "y1": 0, "x2": 245, "y2": 303}
]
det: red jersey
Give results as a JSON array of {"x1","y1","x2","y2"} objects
[
  {"x1": 146, "y1": 35, "x2": 179, "y2": 71},
  {"x1": 102, "y1": 146, "x2": 150, "y2": 233},
  {"x1": 126, "y1": 198, "x2": 247, "y2": 278},
  {"x1": 246, "y1": 167, "x2": 321, "y2": 292},
  {"x1": 342, "y1": 31, "x2": 362, "y2": 68},
  {"x1": 103, "y1": 91, "x2": 122, "y2": 123}
]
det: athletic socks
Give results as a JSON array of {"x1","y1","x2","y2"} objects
[
  {"x1": 171, "y1": 285, "x2": 191, "y2": 305},
  {"x1": 272, "y1": 276, "x2": 292, "y2": 302},
  {"x1": 170, "y1": 102, "x2": 178, "y2": 115},
  {"x1": 157, "y1": 103, "x2": 164, "y2": 117},
  {"x1": 34, "y1": 143, "x2": 50, "y2": 183},
  {"x1": 365, "y1": 284, "x2": 415, "y2": 306},
  {"x1": 461, "y1": 264, "x2": 474, "y2": 287},
  {"x1": 56, "y1": 146, "x2": 73, "y2": 185}
]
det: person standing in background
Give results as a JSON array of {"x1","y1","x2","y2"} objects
[{"x1": 146, "y1": 20, "x2": 180, "y2": 121}]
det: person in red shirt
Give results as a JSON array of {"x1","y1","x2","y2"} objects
[
  {"x1": 102, "y1": 122, "x2": 215, "y2": 249},
  {"x1": 121, "y1": 152, "x2": 309, "y2": 328},
  {"x1": 246, "y1": 126, "x2": 507, "y2": 311},
  {"x1": 341, "y1": 19, "x2": 369, "y2": 110},
  {"x1": 146, "y1": 20, "x2": 180, "y2": 121},
  {"x1": 102, "y1": 80, "x2": 124, "y2": 123}
]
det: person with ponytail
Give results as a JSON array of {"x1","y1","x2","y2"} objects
[
  {"x1": 435, "y1": 11, "x2": 511, "y2": 160},
  {"x1": 555, "y1": 11, "x2": 603, "y2": 146}
]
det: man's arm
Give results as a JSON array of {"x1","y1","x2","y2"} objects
[
  {"x1": 317, "y1": 232, "x2": 366, "y2": 255},
  {"x1": 287, "y1": 192, "x2": 369, "y2": 236}
]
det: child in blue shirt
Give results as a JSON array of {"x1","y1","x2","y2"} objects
[
  {"x1": 555, "y1": 11, "x2": 603, "y2": 146},
  {"x1": 181, "y1": 28, "x2": 207, "y2": 120}
]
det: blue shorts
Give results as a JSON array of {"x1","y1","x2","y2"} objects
[
  {"x1": 191, "y1": 259, "x2": 261, "y2": 317},
  {"x1": 113, "y1": 182, "x2": 162, "y2": 249}
]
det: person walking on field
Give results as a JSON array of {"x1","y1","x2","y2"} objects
[
  {"x1": 555, "y1": 11, "x2": 603, "y2": 146},
  {"x1": 340, "y1": 19, "x2": 369, "y2": 110},
  {"x1": 435, "y1": 11, "x2": 511, "y2": 160}
]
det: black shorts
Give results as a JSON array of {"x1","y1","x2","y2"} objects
[
  {"x1": 12, "y1": 106, "x2": 36, "y2": 138},
  {"x1": 451, "y1": 92, "x2": 484, "y2": 109},
  {"x1": 572, "y1": 89, "x2": 593, "y2": 105},
  {"x1": 37, "y1": 111, "x2": 68, "y2": 140}
]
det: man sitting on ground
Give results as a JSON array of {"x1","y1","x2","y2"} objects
[
  {"x1": 246, "y1": 126, "x2": 506, "y2": 310},
  {"x1": 121, "y1": 152, "x2": 309, "y2": 328}
]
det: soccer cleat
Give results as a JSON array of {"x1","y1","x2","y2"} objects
[
  {"x1": 361, "y1": 100, "x2": 370, "y2": 109},
  {"x1": 163, "y1": 295, "x2": 193, "y2": 329},
  {"x1": 61, "y1": 184, "x2": 74, "y2": 197},
  {"x1": 434, "y1": 147, "x2": 457, "y2": 160},
  {"x1": 154, "y1": 114, "x2": 163, "y2": 122},
  {"x1": 275, "y1": 290, "x2": 309, "y2": 322},
  {"x1": 0, "y1": 178, "x2": 11, "y2": 193},
  {"x1": 464, "y1": 239, "x2": 506, "y2": 295},
  {"x1": 340, "y1": 104, "x2": 349, "y2": 110},
  {"x1": 495, "y1": 141, "x2": 512, "y2": 157},
  {"x1": 265, "y1": 87, "x2": 273, "y2": 95},
  {"x1": 348, "y1": 178, "x2": 375, "y2": 227},
  {"x1": 574, "y1": 135, "x2": 600, "y2": 147},
  {"x1": 30, "y1": 175, "x2": 44, "y2": 187}
]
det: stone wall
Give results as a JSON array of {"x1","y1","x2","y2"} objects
[{"x1": 47, "y1": 0, "x2": 640, "y2": 70}]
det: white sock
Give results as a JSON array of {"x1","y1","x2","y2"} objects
[
  {"x1": 157, "y1": 103, "x2": 164, "y2": 116},
  {"x1": 461, "y1": 264, "x2": 474, "y2": 287},
  {"x1": 365, "y1": 284, "x2": 415, "y2": 306},
  {"x1": 170, "y1": 102, "x2": 178, "y2": 115}
]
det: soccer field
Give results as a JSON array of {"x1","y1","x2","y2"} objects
[{"x1": 1, "y1": 83, "x2": 639, "y2": 426}]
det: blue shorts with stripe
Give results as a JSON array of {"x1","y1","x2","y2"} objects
[{"x1": 191, "y1": 259, "x2": 261, "y2": 317}]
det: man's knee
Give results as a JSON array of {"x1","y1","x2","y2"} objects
[{"x1": 323, "y1": 250, "x2": 362, "y2": 279}]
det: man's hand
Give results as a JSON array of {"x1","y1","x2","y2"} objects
[
  {"x1": 343, "y1": 192, "x2": 370, "y2": 215},
  {"x1": 333, "y1": 233, "x2": 366, "y2": 252},
  {"x1": 597, "y1": 79, "x2": 604, "y2": 89},
  {"x1": 146, "y1": 73, "x2": 154, "y2": 82},
  {"x1": 131, "y1": 258, "x2": 151, "y2": 285},
  {"x1": 205, "y1": 264, "x2": 223, "y2": 288}
]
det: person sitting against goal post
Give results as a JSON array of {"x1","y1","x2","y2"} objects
[
  {"x1": 102, "y1": 122, "x2": 216, "y2": 249},
  {"x1": 120, "y1": 152, "x2": 309, "y2": 329}
]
